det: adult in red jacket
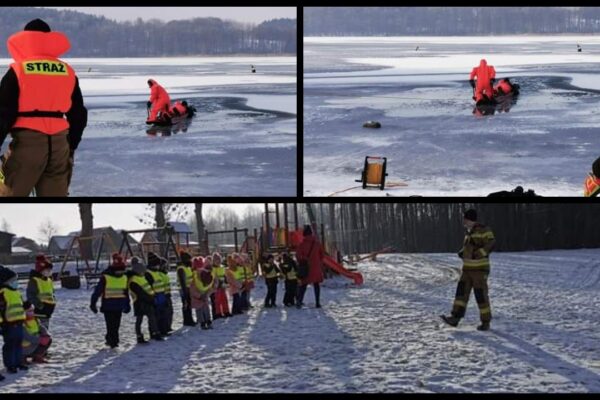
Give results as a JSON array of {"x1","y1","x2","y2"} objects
[
  {"x1": 469, "y1": 59, "x2": 496, "y2": 103},
  {"x1": 0, "y1": 19, "x2": 87, "y2": 197},
  {"x1": 295, "y1": 225, "x2": 324, "y2": 309},
  {"x1": 147, "y1": 79, "x2": 171, "y2": 123}
]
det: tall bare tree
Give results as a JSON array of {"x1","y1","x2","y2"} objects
[
  {"x1": 195, "y1": 203, "x2": 205, "y2": 252},
  {"x1": 38, "y1": 219, "x2": 59, "y2": 247},
  {"x1": 78, "y1": 203, "x2": 94, "y2": 260}
]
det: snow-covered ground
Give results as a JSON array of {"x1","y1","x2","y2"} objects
[
  {"x1": 2, "y1": 249, "x2": 599, "y2": 392},
  {"x1": 0, "y1": 57, "x2": 297, "y2": 196},
  {"x1": 304, "y1": 36, "x2": 600, "y2": 196}
]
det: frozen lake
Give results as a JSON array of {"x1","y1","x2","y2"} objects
[
  {"x1": 0, "y1": 57, "x2": 297, "y2": 196},
  {"x1": 304, "y1": 36, "x2": 600, "y2": 196}
]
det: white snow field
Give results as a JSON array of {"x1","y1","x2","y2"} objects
[
  {"x1": 1, "y1": 249, "x2": 599, "y2": 393},
  {"x1": 303, "y1": 36, "x2": 600, "y2": 196},
  {"x1": 0, "y1": 56, "x2": 297, "y2": 196}
]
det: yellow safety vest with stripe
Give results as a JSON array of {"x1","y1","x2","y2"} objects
[
  {"x1": 177, "y1": 265, "x2": 193, "y2": 290},
  {"x1": 461, "y1": 224, "x2": 495, "y2": 272},
  {"x1": 22, "y1": 313, "x2": 40, "y2": 347},
  {"x1": 232, "y1": 267, "x2": 245, "y2": 284},
  {"x1": 104, "y1": 275, "x2": 128, "y2": 299},
  {"x1": 280, "y1": 263, "x2": 297, "y2": 281},
  {"x1": 33, "y1": 276, "x2": 56, "y2": 305},
  {"x1": 213, "y1": 265, "x2": 226, "y2": 282},
  {"x1": 159, "y1": 271, "x2": 171, "y2": 295},
  {"x1": 193, "y1": 271, "x2": 214, "y2": 295},
  {"x1": 243, "y1": 264, "x2": 255, "y2": 282},
  {"x1": 128, "y1": 275, "x2": 154, "y2": 303},
  {"x1": 0, "y1": 288, "x2": 26, "y2": 323},
  {"x1": 148, "y1": 270, "x2": 166, "y2": 293},
  {"x1": 263, "y1": 264, "x2": 279, "y2": 279}
]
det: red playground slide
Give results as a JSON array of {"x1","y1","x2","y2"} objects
[{"x1": 323, "y1": 255, "x2": 364, "y2": 285}]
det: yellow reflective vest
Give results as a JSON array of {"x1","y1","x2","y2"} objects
[
  {"x1": 104, "y1": 275, "x2": 128, "y2": 299},
  {"x1": 159, "y1": 271, "x2": 171, "y2": 295},
  {"x1": 263, "y1": 263, "x2": 279, "y2": 279},
  {"x1": 193, "y1": 271, "x2": 214, "y2": 295},
  {"x1": 280, "y1": 263, "x2": 297, "y2": 281},
  {"x1": 177, "y1": 265, "x2": 193, "y2": 290},
  {"x1": 148, "y1": 270, "x2": 165, "y2": 293},
  {"x1": 0, "y1": 288, "x2": 26, "y2": 323},
  {"x1": 33, "y1": 276, "x2": 56, "y2": 305},
  {"x1": 128, "y1": 275, "x2": 154, "y2": 303}
]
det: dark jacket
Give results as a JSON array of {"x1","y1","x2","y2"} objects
[
  {"x1": 90, "y1": 269, "x2": 131, "y2": 314},
  {"x1": 126, "y1": 271, "x2": 155, "y2": 317},
  {"x1": 177, "y1": 264, "x2": 191, "y2": 298},
  {"x1": 280, "y1": 259, "x2": 298, "y2": 281},
  {"x1": 0, "y1": 68, "x2": 88, "y2": 151},
  {"x1": 26, "y1": 269, "x2": 55, "y2": 319}
]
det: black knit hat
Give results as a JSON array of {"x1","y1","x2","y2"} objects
[
  {"x1": 464, "y1": 209, "x2": 478, "y2": 222},
  {"x1": 593, "y1": 156, "x2": 600, "y2": 177},
  {"x1": 147, "y1": 252, "x2": 160, "y2": 268},
  {"x1": 24, "y1": 19, "x2": 51, "y2": 33},
  {"x1": 0, "y1": 266, "x2": 16, "y2": 285},
  {"x1": 303, "y1": 225, "x2": 312, "y2": 237},
  {"x1": 179, "y1": 251, "x2": 192, "y2": 265}
]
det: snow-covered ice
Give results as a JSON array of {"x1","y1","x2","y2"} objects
[
  {"x1": 1, "y1": 249, "x2": 599, "y2": 392},
  {"x1": 304, "y1": 36, "x2": 600, "y2": 196},
  {"x1": 0, "y1": 57, "x2": 297, "y2": 196}
]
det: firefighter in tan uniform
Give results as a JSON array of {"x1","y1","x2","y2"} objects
[{"x1": 442, "y1": 209, "x2": 495, "y2": 331}]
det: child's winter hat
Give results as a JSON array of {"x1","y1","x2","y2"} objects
[
  {"x1": 147, "y1": 251, "x2": 161, "y2": 268},
  {"x1": 35, "y1": 254, "x2": 53, "y2": 272},
  {"x1": 192, "y1": 257, "x2": 204, "y2": 270},
  {"x1": 110, "y1": 253, "x2": 126, "y2": 271},
  {"x1": 131, "y1": 257, "x2": 146, "y2": 275},
  {"x1": 0, "y1": 266, "x2": 16, "y2": 285}
]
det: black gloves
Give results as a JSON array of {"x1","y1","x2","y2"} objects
[
  {"x1": 90, "y1": 303, "x2": 98, "y2": 314},
  {"x1": 490, "y1": 79, "x2": 495, "y2": 86},
  {"x1": 469, "y1": 79, "x2": 475, "y2": 88},
  {"x1": 457, "y1": 250, "x2": 464, "y2": 259},
  {"x1": 147, "y1": 101, "x2": 152, "y2": 108}
]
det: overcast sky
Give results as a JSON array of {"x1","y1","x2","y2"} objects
[
  {"x1": 0, "y1": 204, "x2": 262, "y2": 244},
  {"x1": 47, "y1": 7, "x2": 296, "y2": 24}
]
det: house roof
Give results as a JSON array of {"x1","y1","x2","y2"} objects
[
  {"x1": 12, "y1": 246, "x2": 32, "y2": 254},
  {"x1": 0, "y1": 230, "x2": 15, "y2": 237},
  {"x1": 167, "y1": 221, "x2": 193, "y2": 234},
  {"x1": 49, "y1": 236, "x2": 75, "y2": 250}
]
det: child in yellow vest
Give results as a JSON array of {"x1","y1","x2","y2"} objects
[
  {"x1": 22, "y1": 301, "x2": 52, "y2": 363},
  {"x1": 0, "y1": 266, "x2": 28, "y2": 374},
  {"x1": 26, "y1": 254, "x2": 56, "y2": 330},
  {"x1": 190, "y1": 257, "x2": 215, "y2": 329}
]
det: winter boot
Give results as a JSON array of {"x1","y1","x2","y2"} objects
[
  {"x1": 315, "y1": 303, "x2": 322, "y2": 309},
  {"x1": 0, "y1": 373, "x2": 5, "y2": 381},
  {"x1": 33, "y1": 355, "x2": 49, "y2": 364},
  {"x1": 18, "y1": 364, "x2": 29, "y2": 371},
  {"x1": 137, "y1": 335, "x2": 149, "y2": 344},
  {"x1": 151, "y1": 334, "x2": 165, "y2": 341},
  {"x1": 7, "y1": 367, "x2": 17, "y2": 374},
  {"x1": 477, "y1": 322, "x2": 491, "y2": 331},
  {"x1": 440, "y1": 315, "x2": 460, "y2": 327}
]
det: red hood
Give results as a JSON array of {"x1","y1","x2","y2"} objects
[
  {"x1": 7, "y1": 31, "x2": 70, "y2": 62},
  {"x1": 479, "y1": 59, "x2": 488, "y2": 68}
]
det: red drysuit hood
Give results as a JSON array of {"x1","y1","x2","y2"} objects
[
  {"x1": 7, "y1": 30, "x2": 70, "y2": 62},
  {"x1": 479, "y1": 59, "x2": 488, "y2": 68}
]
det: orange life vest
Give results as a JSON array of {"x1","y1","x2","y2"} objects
[
  {"x1": 584, "y1": 174, "x2": 600, "y2": 197},
  {"x1": 171, "y1": 102, "x2": 187, "y2": 116},
  {"x1": 7, "y1": 30, "x2": 76, "y2": 135},
  {"x1": 495, "y1": 79, "x2": 512, "y2": 95}
]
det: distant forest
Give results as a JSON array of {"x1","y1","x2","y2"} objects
[
  {"x1": 0, "y1": 7, "x2": 296, "y2": 57},
  {"x1": 304, "y1": 7, "x2": 600, "y2": 36}
]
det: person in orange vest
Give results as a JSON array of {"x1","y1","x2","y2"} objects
[
  {"x1": 146, "y1": 79, "x2": 171, "y2": 123},
  {"x1": 584, "y1": 156, "x2": 600, "y2": 197},
  {"x1": 0, "y1": 266, "x2": 28, "y2": 374},
  {"x1": 493, "y1": 78, "x2": 513, "y2": 96},
  {"x1": 169, "y1": 101, "x2": 188, "y2": 117},
  {"x1": 469, "y1": 59, "x2": 496, "y2": 104},
  {"x1": 89, "y1": 253, "x2": 131, "y2": 348},
  {"x1": 21, "y1": 301, "x2": 52, "y2": 364},
  {"x1": 0, "y1": 19, "x2": 87, "y2": 197}
]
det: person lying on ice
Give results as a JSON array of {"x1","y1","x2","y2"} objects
[
  {"x1": 469, "y1": 59, "x2": 496, "y2": 104},
  {"x1": 90, "y1": 253, "x2": 131, "y2": 349},
  {"x1": 169, "y1": 101, "x2": 189, "y2": 117},
  {"x1": 21, "y1": 301, "x2": 52, "y2": 364},
  {"x1": 493, "y1": 78, "x2": 515, "y2": 96},
  {"x1": 584, "y1": 156, "x2": 600, "y2": 197},
  {"x1": 146, "y1": 79, "x2": 171, "y2": 123}
]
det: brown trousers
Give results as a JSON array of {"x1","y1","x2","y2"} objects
[
  {"x1": 2, "y1": 129, "x2": 72, "y2": 197},
  {"x1": 451, "y1": 270, "x2": 492, "y2": 323}
]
